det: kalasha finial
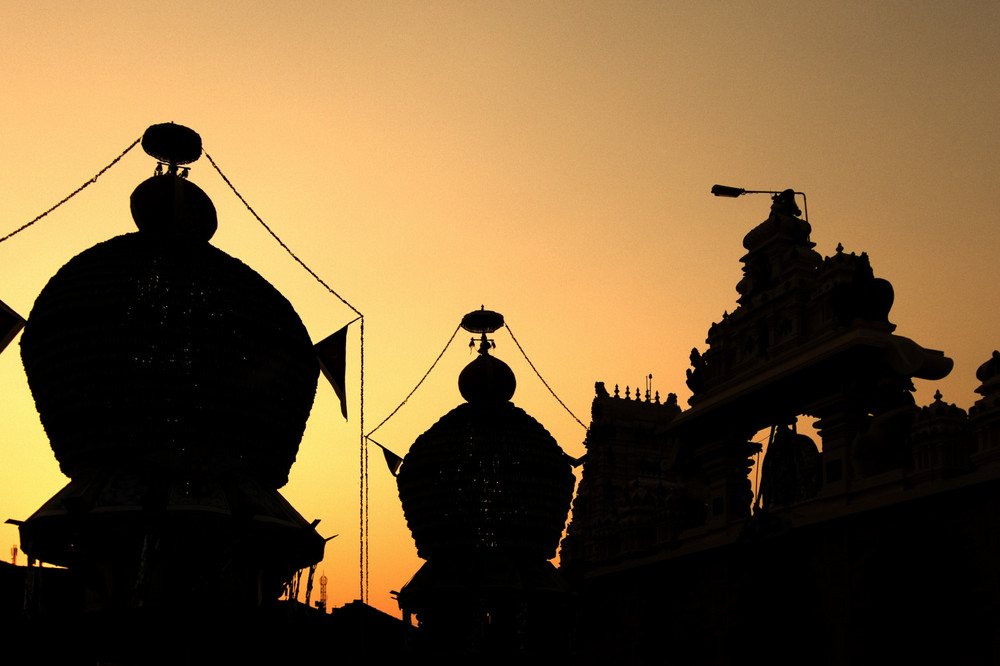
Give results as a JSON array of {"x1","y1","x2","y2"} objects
[
  {"x1": 461, "y1": 306, "x2": 504, "y2": 355},
  {"x1": 131, "y1": 122, "x2": 216, "y2": 241},
  {"x1": 141, "y1": 122, "x2": 202, "y2": 176},
  {"x1": 458, "y1": 307, "x2": 514, "y2": 402}
]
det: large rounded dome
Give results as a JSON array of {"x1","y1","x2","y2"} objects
[{"x1": 20, "y1": 227, "x2": 318, "y2": 488}]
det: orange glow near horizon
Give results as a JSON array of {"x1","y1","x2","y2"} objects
[{"x1": 1, "y1": 1, "x2": 998, "y2": 616}]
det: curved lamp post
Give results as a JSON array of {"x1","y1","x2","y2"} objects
[{"x1": 711, "y1": 184, "x2": 808, "y2": 222}]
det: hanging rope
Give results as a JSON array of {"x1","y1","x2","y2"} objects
[
  {"x1": 0, "y1": 137, "x2": 141, "y2": 245},
  {"x1": 203, "y1": 152, "x2": 361, "y2": 318},
  {"x1": 369, "y1": 319, "x2": 585, "y2": 444},
  {"x1": 503, "y1": 323, "x2": 587, "y2": 430},
  {"x1": 366, "y1": 323, "x2": 462, "y2": 440},
  {"x1": 359, "y1": 317, "x2": 368, "y2": 604},
  {"x1": 361, "y1": 322, "x2": 464, "y2": 602},
  {"x1": 204, "y1": 150, "x2": 369, "y2": 603}
]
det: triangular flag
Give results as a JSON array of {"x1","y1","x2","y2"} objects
[
  {"x1": 0, "y1": 298, "x2": 25, "y2": 356},
  {"x1": 315, "y1": 325, "x2": 349, "y2": 420},
  {"x1": 382, "y1": 448, "x2": 403, "y2": 476},
  {"x1": 369, "y1": 439, "x2": 404, "y2": 476}
]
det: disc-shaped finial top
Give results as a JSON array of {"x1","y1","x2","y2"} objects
[
  {"x1": 141, "y1": 123, "x2": 203, "y2": 166},
  {"x1": 461, "y1": 307, "x2": 504, "y2": 334}
]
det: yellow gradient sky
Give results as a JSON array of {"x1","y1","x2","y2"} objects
[{"x1": 1, "y1": 1, "x2": 998, "y2": 616}]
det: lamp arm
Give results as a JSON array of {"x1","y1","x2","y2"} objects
[{"x1": 710, "y1": 186, "x2": 808, "y2": 222}]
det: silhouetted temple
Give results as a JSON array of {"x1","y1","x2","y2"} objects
[
  {"x1": 396, "y1": 308, "x2": 576, "y2": 660},
  {"x1": 560, "y1": 191, "x2": 1000, "y2": 664},
  {"x1": 4, "y1": 126, "x2": 999, "y2": 663},
  {"x1": 5, "y1": 124, "x2": 408, "y2": 663}
]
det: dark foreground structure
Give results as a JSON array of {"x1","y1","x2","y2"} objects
[
  {"x1": 3, "y1": 124, "x2": 408, "y2": 663},
  {"x1": 3, "y1": 125, "x2": 996, "y2": 663},
  {"x1": 560, "y1": 192, "x2": 1000, "y2": 664},
  {"x1": 395, "y1": 308, "x2": 577, "y2": 661}
]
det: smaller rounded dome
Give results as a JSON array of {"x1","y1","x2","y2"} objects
[
  {"x1": 459, "y1": 353, "x2": 516, "y2": 403},
  {"x1": 131, "y1": 174, "x2": 218, "y2": 241}
]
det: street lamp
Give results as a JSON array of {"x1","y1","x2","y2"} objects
[{"x1": 711, "y1": 184, "x2": 808, "y2": 222}]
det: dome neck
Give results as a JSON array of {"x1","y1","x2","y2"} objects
[{"x1": 474, "y1": 332, "x2": 492, "y2": 356}]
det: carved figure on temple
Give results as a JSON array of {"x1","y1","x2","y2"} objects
[
  {"x1": 978, "y1": 350, "x2": 1000, "y2": 385},
  {"x1": 686, "y1": 348, "x2": 705, "y2": 394},
  {"x1": 830, "y1": 253, "x2": 895, "y2": 326},
  {"x1": 755, "y1": 424, "x2": 821, "y2": 511},
  {"x1": 770, "y1": 189, "x2": 801, "y2": 217},
  {"x1": 851, "y1": 377, "x2": 919, "y2": 475}
]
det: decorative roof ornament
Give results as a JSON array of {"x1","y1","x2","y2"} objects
[
  {"x1": 769, "y1": 189, "x2": 801, "y2": 217},
  {"x1": 132, "y1": 122, "x2": 217, "y2": 241},
  {"x1": 973, "y1": 350, "x2": 1000, "y2": 410},
  {"x1": 141, "y1": 122, "x2": 202, "y2": 177},
  {"x1": 462, "y1": 305, "x2": 504, "y2": 351},
  {"x1": 396, "y1": 307, "x2": 574, "y2": 560},
  {"x1": 459, "y1": 306, "x2": 515, "y2": 403}
]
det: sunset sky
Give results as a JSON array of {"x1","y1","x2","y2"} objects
[{"x1": 0, "y1": 1, "x2": 997, "y2": 616}]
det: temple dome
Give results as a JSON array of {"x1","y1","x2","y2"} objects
[
  {"x1": 397, "y1": 312, "x2": 574, "y2": 562},
  {"x1": 397, "y1": 400, "x2": 575, "y2": 560},
  {"x1": 20, "y1": 180, "x2": 318, "y2": 489}
]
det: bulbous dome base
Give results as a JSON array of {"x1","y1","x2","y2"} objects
[
  {"x1": 20, "y1": 232, "x2": 319, "y2": 488},
  {"x1": 397, "y1": 401, "x2": 575, "y2": 561}
]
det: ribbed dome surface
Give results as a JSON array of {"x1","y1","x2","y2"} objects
[
  {"x1": 20, "y1": 231, "x2": 318, "y2": 488},
  {"x1": 397, "y1": 401, "x2": 575, "y2": 560}
]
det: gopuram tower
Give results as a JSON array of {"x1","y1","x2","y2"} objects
[{"x1": 559, "y1": 190, "x2": 1000, "y2": 665}]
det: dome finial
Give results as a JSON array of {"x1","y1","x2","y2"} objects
[
  {"x1": 132, "y1": 123, "x2": 216, "y2": 241},
  {"x1": 458, "y1": 307, "x2": 514, "y2": 402},
  {"x1": 461, "y1": 306, "x2": 504, "y2": 355},
  {"x1": 142, "y1": 122, "x2": 202, "y2": 177}
]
